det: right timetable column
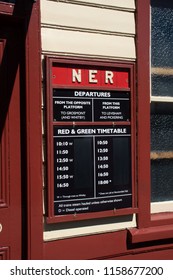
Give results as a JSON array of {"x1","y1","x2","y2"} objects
[{"x1": 95, "y1": 136, "x2": 131, "y2": 198}]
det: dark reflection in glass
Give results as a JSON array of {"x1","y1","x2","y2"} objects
[
  {"x1": 151, "y1": 0, "x2": 173, "y2": 68},
  {"x1": 151, "y1": 102, "x2": 173, "y2": 202},
  {"x1": 151, "y1": 0, "x2": 173, "y2": 97},
  {"x1": 151, "y1": 75, "x2": 173, "y2": 97},
  {"x1": 151, "y1": 102, "x2": 173, "y2": 151},
  {"x1": 151, "y1": 159, "x2": 173, "y2": 202}
]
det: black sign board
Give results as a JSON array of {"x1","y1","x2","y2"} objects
[
  {"x1": 53, "y1": 125, "x2": 132, "y2": 215},
  {"x1": 47, "y1": 60, "x2": 135, "y2": 222},
  {"x1": 53, "y1": 89, "x2": 130, "y2": 122}
]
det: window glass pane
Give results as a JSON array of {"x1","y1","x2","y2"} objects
[
  {"x1": 151, "y1": 159, "x2": 173, "y2": 202},
  {"x1": 151, "y1": 0, "x2": 173, "y2": 97},
  {"x1": 151, "y1": 102, "x2": 173, "y2": 151},
  {"x1": 152, "y1": 75, "x2": 173, "y2": 97},
  {"x1": 151, "y1": 102, "x2": 173, "y2": 202}
]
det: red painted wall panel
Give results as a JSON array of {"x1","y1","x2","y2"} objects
[
  {"x1": 44, "y1": 231, "x2": 127, "y2": 260},
  {"x1": 43, "y1": 230, "x2": 173, "y2": 260}
]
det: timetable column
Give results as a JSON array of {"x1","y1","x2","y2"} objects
[
  {"x1": 95, "y1": 137, "x2": 113, "y2": 196},
  {"x1": 54, "y1": 137, "x2": 74, "y2": 201}
]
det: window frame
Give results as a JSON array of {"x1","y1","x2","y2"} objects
[{"x1": 136, "y1": 0, "x2": 173, "y2": 228}]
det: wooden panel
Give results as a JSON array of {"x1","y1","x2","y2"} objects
[
  {"x1": 43, "y1": 229, "x2": 173, "y2": 260},
  {"x1": 41, "y1": 28, "x2": 136, "y2": 60},
  {"x1": 46, "y1": 0, "x2": 135, "y2": 10},
  {"x1": 41, "y1": 1, "x2": 135, "y2": 35},
  {"x1": 136, "y1": 0, "x2": 151, "y2": 228},
  {"x1": 24, "y1": 0, "x2": 43, "y2": 259},
  {"x1": 129, "y1": 224, "x2": 173, "y2": 243},
  {"x1": 0, "y1": 40, "x2": 3, "y2": 62},
  {"x1": 44, "y1": 230, "x2": 128, "y2": 259},
  {"x1": 0, "y1": 22, "x2": 22, "y2": 260},
  {"x1": 113, "y1": 248, "x2": 173, "y2": 260},
  {"x1": 0, "y1": 40, "x2": 8, "y2": 208},
  {"x1": 0, "y1": 247, "x2": 9, "y2": 260},
  {"x1": 0, "y1": 135, "x2": 9, "y2": 207}
]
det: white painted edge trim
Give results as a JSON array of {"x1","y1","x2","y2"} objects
[
  {"x1": 151, "y1": 201, "x2": 173, "y2": 213},
  {"x1": 46, "y1": 0, "x2": 136, "y2": 12},
  {"x1": 41, "y1": 51, "x2": 136, "y2": 62},
  {"x1": 41, "y1": 24, "x2": 135, "y2": 37},
  {"x1": 44, "y1": 214, "x2": 136, "y2": 241},
  {"x1": 151, "y1": 96, "x2": 173, "y2": 103}
]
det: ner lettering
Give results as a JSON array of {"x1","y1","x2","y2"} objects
[{"x1": 72, "y1": 69, "x2": 114, "y2": 85}]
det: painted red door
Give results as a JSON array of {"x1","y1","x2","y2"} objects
[{"x1": 0, "y1": 23, "x2": 22, "y2": 259}]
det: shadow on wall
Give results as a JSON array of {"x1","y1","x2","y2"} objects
[{"x1": 0, "y1": 0, "x2": 34, "y2": 139}]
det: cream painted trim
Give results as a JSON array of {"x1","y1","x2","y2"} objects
[
  {"x1": 41, "y1": 51, "x2": 136, "y2": 62},
  {"x1": 151, "y1": 201, "x2": 173, "y2": 214},
  {"x1": 41, "y1": 1, "x2": 135, "y2": 36},
  {"x1": 47, "y1": 0, "x2": 136, "y2": 12},
  {"x1": 41, "y1": 24, "x2": 135, "y2": 38},
  {"x1": 151, "y1": 96, "x2": 173, "y2": 102},
  {"x1": 151, "y1": 67, "x2": 173, "y2": 76},
  {"x1": 41, "y1": 28, "x2": 136, "y2": 60},
  {"x1": 44, "y1": 214, "x2": 136, "y2": 241},
  {"x1": 150, "y1": 68, "x2": 173, "y2": 101},
  {"x1": 151, "y1": 151, "x2": 173, "y2": 160}
]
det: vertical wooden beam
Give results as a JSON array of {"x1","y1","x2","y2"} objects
[
  {"x1": 136, "y1": 0, "x2": 151, "y2": 228},
  {"x1": 25, "y1": 0, "x2": 43, "y2": 259}
]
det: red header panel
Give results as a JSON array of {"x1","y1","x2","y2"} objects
[{"x1": 52, "y1": 65, "x2": 129, "y2": 89}]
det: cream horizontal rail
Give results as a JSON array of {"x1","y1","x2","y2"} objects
[
  {"x1": 41, "y1": 1, "x2": 135, "y2": 35},
  {"x1": 150, "y1": 96, "x2": 173, "y2": 102},
  {"x1": 44, "y1": 215, "x2": 136, "y2": 241},
  {"x1": 46, "y1": 0, "x2": 136, "y2": 11},
  {"x1": 151, "y1": 67, "x2": 173, "y2": 76},
  {"x1": 41, "y1": 28, "x2": 136, "y2": 59},
  {"x1": 151, "y1": 151, "x2": 173, "y2": 160},
  {"x1": 41, "y1": 24, "x2": 135, "y2": 38}
]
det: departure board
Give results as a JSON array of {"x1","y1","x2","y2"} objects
[
  {"x1": 53, "y1": 126, "x2": 132, "y2": 215},
  {"x1": 47, "y1": 61, "x2": 135, "y2": 220}
]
